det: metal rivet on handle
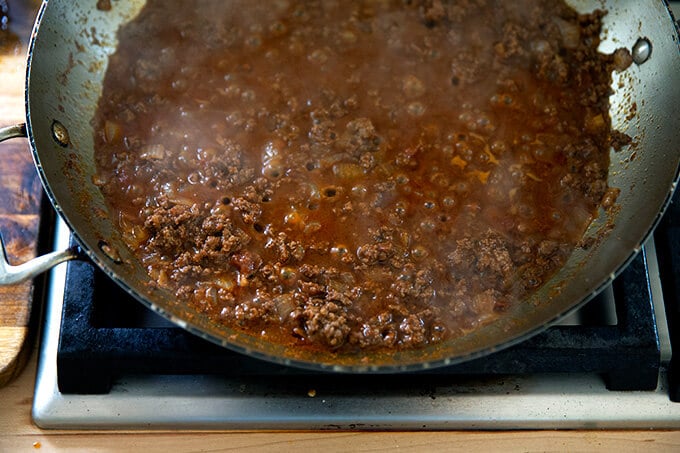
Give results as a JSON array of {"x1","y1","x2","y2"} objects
[
  {"x1": 51, "y1": 120, "x2": 70, "y2": 147},
  {"x1": 632, "y1": 37, "x2": 652, "y2": 65},
  {"x1": 98, "y1": 240, "x2": 122, "y2": 264}
]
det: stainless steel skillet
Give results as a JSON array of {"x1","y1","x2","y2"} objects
[{"x1": 1, "y1": 0, "x2": 678, "y2": 371}]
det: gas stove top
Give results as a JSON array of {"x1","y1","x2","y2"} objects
[
  {"x1": 30, "y1": 2, "x2": 680, "y2": 430},
  {"x1": 29, "y1": 184, "x2": 680, "y2": 430}
]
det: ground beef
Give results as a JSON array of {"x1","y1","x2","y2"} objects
[
  {"x1": 340, "y1": 118, "x2": 381, "y2": 157},
  {"x1": 93, "y1": 0, "x2": 631, "y2": 356},
  {"x1": 296, "y1": 299, "x2": 352, "y2": 349}
]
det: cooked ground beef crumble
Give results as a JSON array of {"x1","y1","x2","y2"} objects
[{"x1": 93, "y1": 0, "x2": 631, "y2": 354}]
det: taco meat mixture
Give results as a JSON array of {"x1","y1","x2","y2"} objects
[{"x1": 93, "y1": 0, "x2": 631, "y2": 354}]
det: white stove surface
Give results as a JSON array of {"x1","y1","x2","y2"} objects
[{"x1": 31, "y1": 217, "x2": 680, "y2": 430}]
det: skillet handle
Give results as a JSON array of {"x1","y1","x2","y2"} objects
[
  {"x1": 0, "y1": 123, "x2": 79, "y2": 285},
  {"x1": 0, "y1": 123, "x2": 27, "y2": 142}
]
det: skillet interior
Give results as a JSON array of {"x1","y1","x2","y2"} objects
[{"x1": 24, "y1": 0, "x2": 680, "y2": 371}]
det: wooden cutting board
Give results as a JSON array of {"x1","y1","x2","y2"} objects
[{"x1": 0, "y1": 0, "x2": 45, "y2": 387}]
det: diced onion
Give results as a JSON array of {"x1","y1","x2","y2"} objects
[{"x1": 104, "y1": 120, "x2": 122, "y2": 144}]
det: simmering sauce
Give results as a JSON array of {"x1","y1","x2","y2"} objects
[{"x1": 94, "y1": 0, "x2": 631, "y2": 353}]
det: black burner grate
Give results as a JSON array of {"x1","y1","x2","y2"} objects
[
  {"x1": 56, "y1": 241, "x2": 666, "y2": 395},
  {"x1": 656, "y1": 191, "x2": 680, "y2": 402}
]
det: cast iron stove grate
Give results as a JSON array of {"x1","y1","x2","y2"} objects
[{"x1": 56, "y1": 191, "x2": 680, "y2": 395}]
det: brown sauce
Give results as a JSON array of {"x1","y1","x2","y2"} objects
[{"x1": 93, "y1": 0, "x2": 631, "y2": 354}]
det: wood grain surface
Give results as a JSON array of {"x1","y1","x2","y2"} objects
[{"x1": 0, "y1": 2, "x2": 44, "y2": 388}]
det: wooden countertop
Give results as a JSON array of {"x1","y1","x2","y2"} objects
[{"x1": 1, "y1": 3, "x2": 680, "y2": 451}]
